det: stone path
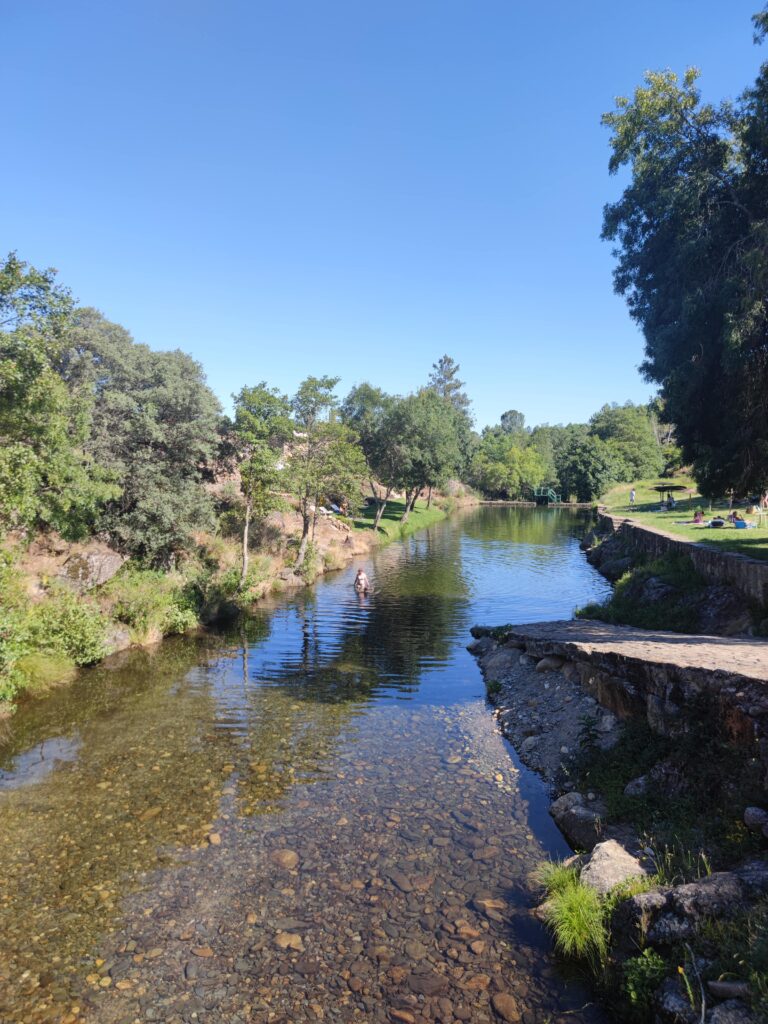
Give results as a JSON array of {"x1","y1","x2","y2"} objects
[{"x1": 478, "y1": 620, "x2": 768, "y2": 687}]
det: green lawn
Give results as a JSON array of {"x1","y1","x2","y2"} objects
[
  {"x1": 601, "y1": 476, "x2": 768, "y2": 560},
  {"x1": 352, "y1": 498, "x2": 448, "y2": 540}
]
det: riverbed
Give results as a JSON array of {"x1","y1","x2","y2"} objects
[{"x1": 0, "y1": 506, "x2": 612, "y2": 1024}]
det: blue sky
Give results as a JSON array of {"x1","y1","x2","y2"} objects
[{"x1": 2, "y1": 1, "x2": 763, "y2": 429}]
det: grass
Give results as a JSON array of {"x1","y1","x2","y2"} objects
[
  {"x1": 600, "y1": 476, "x2": 768, "y2": 561},
  {"x1": 566, "y1": 713, "x2": 763, "y2": 870},
  {"x1": 538, "y1": 864, "x2": 608, "y2": 964},
  {"x1": 352, "y1": 498, "x2": 448, "y2": 540},
  {"x1": 577, "y1": 553, "x2": 706, "y2": 633}
]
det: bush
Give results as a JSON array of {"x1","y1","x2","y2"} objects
[
  {"x1": 27, "y1": 589, "x2": 108, "y2": 665},
  {"x1": 106, "y1": 567, "x2": 197, "y2": 642},
  {"x1": 623, "y1": 949, "x2": 668, "y2": 1017}
]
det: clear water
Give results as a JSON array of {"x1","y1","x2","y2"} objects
[{"x1": 0, "y1": 506, "x2": 611, "y2": 1024}]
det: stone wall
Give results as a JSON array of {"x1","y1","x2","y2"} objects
[{"x1": 598, "y1": 510, "x2": 768, "y2": 609}]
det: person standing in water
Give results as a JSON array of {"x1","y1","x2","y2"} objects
[{"x1": 354, "y1": 568, "x2": 370, "y2": 592}]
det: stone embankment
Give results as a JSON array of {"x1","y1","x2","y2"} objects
[
  {"x1": 594, "y1": 509, "x2": 768, "y2": 609},
  {"x1": 468, "y1": 623, "x2": 768, "y2": 1023},
  {"x1": 472, "y1": 619, "x2": 768, "y2": 785}
]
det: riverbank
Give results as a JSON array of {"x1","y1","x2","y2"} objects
[
  {"x1": 0, "y1": 493, "x2": 477, "y2": 719},
  {"x1": 468, "y1": 623, "x2": 768, "y2": 1023}
]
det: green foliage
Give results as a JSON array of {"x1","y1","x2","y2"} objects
[
  {"x1": 485, "y1": 679, "x2": 502, "y2": 696},
  {"x1": 602, "y1": 21, "x2": 768, "y2": 496},
  {"x1": 297, "y1": 541, "x2": 320, "y2": 581},
  {"x1": 106, "y1": 567, "x2": 197, "y2": 642},
  {"x1": 576, "y1": 554, "x2": 705, "y2": 633},
  {"x1": 540, "y1": 867, "x2": 607, "y2": 964},
  {"x1": 60, "y1": 308, "x2": 221, "y2": 565},
  {"x1": 622, "y1": 949, "x2": 668, "y2": 1016},
  {"x1": 27, "y1": 589, "x2": 108, "y2": 665},
  {"x1": 701, "y1": 896, "x2": 768, "y2": 1018},
  {"x1": 589, "y1": 403, "x2": 664, "y2": 482},
  {"x1": 0, "y1": 255, "x2": 117, "y2": 538}
]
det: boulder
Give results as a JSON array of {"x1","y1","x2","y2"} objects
[
  {"x1": 579, "y1": 839, "x2": 648, "y2": 896},
  {"x1": 706, "y1": 1000, "x2": 758, "y2": 1024},
  {"x1": 549, "y1": 792, "x2": 604, "y2": 851},
  {"x1": 623, "y1": 775, "x2": 648, "y2": 797},
  {"x1": 654, "y1": 977, "x2": 698, "y2": 1024},
  {"x1": 59, "y1": 548, "x2": 126, "y2": 592},
  {"x1": 535, "y1": 655, "x2": 564, "y2": 673},
  {"x1": 743, "y1": 806, "x2": 768, "y2": 834},
  {"x1": 599, "y1": 556, "x2": 633, "y2": 581},
  {"x1": 467, "y1": 636, "x2": 497, "y2": 657}
]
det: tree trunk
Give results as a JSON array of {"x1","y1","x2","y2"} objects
[
  {"x1": 400, "y1": 490, "x2": 412, "y2": 522},
  {"x1": 373, "y1": 487, "x2": 392, "y2": 531},
  {"x1": 240, "y1": 497, "x2": 252, "y2": 589},
  {"x1": 427, "y1": 485, "x2": 433, "y2": 509},
  {"x1": 295, "y1": 511, "x2": 311, "y2": 568},
  {"x1": 409, "y1": 488, "x2": 420, "y2": 512}
]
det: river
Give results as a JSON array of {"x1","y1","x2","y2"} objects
[{"x1": 0, "y1": 506, "x2": 612, "y2": 1024}]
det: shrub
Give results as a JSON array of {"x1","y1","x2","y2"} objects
[
  {"x1": 106, "y1": 567, "x2": 197, "y2": 642},
  {"x1": 27, "y1": 589, "x2": 108, "y2": 665},
  {"x1": 623, "y1": 949, "x2": 668, "y2": 1016}
]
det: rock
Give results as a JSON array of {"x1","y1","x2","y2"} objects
[
  {"x1": 491, "y1": 992, "x2": 521, "y2": 1022},
  {"x1": 59, "y1": 548, "x2": 127, "y2": 592},
  {"x1": 599, "y1": 556, "x2": 633, "y2": 581},
  {"x1": 695, "y1": 585, "x2": 753, "y2": 637},
  {"x1": 390, "y1": 1012, "x2": 417, "y2": 1024},
  {"x1": 207, "y1": 832, "x2": 221, "y2": 846},
  {"x1": 467, "y1": 637, "x2": 497, "y2": 657},
  {"x1": 386, "y1": 869, "x2": 413, "y2": 893},
  {"x1": 518, "y1": 654, "x2": 534, "y2": 666},
  {"x1": 579, "y1": 840, "x2": 648, "y2": 896},
  {"x1": 105, "y1": 625, "x2": 132, "y2": 654},
  {"x1": 655, "y1": 977, "x2": 698, "y2": 1023},
  {"x1": 707, "y1": 981, "x2": 751, "y2": 1001},
  {"x1": 275, "y1": 931, "x2": 304, "y2": 951},
  {"x1": 706, "y1": 1000, "x2": 758, "y2": 1023},
  {"x1": 407, "y1": 972, "x2": 449, "y2": 996},
  {"x1": 624, "y1": 775, "x2": 648, "y2": 797},
  {"x1": 191, "y1": 946, "x2": 215, "y2": 958},
  {"x1": 550, "y1": 792, "x2": 604, "y2": 851},
  {"x1": 743, "y1": 807, "x2": 768, "y2": 833},
  {"x1": 270, "y1": 849, "x2": 299, "y2": 870},
  {"x1": 596, "y1": 712, "x2": 617, "y2": 733},
  {"x1": 535, "y1": 656, "x2": 564, "y2": 673},
  {"x1": 520, "y1": 736, "x2": 538, "y2": 754}
]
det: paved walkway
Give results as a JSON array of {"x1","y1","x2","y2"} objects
[{"x1": 498, "y1": 620, "x2": 768, "y2": 685}]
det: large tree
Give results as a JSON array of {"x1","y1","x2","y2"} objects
[
  {"x1": 602, "y1": 9, "x2": 768, "y2": 496},
  {"x1": 588, "y1": 402, "x2": 663, "y2": 481},
  {"x1": 340, "y1": 383, "x2": 401, "y2": 530},
  {"x1": 0, "y1": 255, "x2": 114, "y2": 536},
  {"x1": 60, "y1": 308, "x2": 221, "y2": 564}
]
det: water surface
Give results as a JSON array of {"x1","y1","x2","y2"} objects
[{"x1": 0, "y1": 506, "x2": 611, "y2": 1024}]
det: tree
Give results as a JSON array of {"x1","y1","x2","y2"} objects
[
  {"x1": 287, "y1": 376, "x2": 366, "y2": 568},
  {"x1": 427, "y1": 355, "x2": 471, "y2": 416},
  {"x1": 500, "y1": 409, "x2": 526, "y2": 436},
  {"x1": 60, "y1": 308, "x2": 222, "y2": 564},
  {"x1": 602, "y1": 11, "x2": 768, "y2": 495},
  {"x1": 0, "y1": 256, "x2": 115, "y2": 537},
  {"x1": 232, "y1": 383, "x2": 292, "y2": 587},
  {"x1": 340, "y1": 383, "x2": 401, "y2": 530},
  {"x1": 588, "y1": 402, "x2": 663, "y2": 481},
  {"x1": 559, "y1": 435, "x2": 619, "y2": 502},
  {"x1": 384, "y1": 390, "x2": 463, "y2": 521}
]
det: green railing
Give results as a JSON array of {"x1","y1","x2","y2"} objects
[{"x1": 534, "y1": 487, "x2": 561, "y2": 504}]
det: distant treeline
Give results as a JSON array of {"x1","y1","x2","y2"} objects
[{"x1": 0, "y1": 253, "x2": 676, "y2": 570}]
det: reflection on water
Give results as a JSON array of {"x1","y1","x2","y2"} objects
[{"x1": 0, "y1": 507, "x2": 611, "y2": 1023}]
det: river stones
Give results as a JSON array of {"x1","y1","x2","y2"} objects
[
  {"x1": 270, "y1": 848, "x2": 300, "y2": 870},
  {"x1": 492, "y1": 991, "x2": 521, "y2": 1021}
]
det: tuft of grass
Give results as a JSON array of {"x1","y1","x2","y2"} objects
[
  {"x1": 541, "y1": 872, "x2": 607, "y2": 964},
  {"x1": 485, "y1": 679, "x2": 502, "y2": 697}
]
